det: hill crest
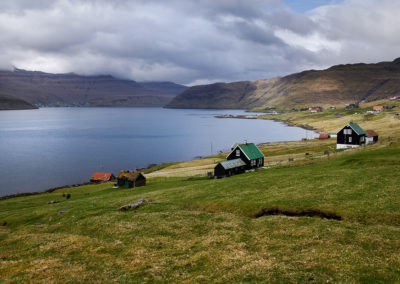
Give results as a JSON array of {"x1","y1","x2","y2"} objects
[
  {"x1": 0, "y1": 69, "x2": 187, "y2": 107},
  {"x1": 167, "y1": 58, "x2": 400, "y2": 110}
]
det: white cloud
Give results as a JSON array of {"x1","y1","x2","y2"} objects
[
  {"x1": 274, "y1": 29, "x2": 341, "y2": 53},
  {"x1": 0, "y1": 0, "x2": 398, "y2": 84}
]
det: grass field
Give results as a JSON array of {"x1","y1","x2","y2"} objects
[{"x1": 1, "y1": 102, "x2": 400, "y2": 282}]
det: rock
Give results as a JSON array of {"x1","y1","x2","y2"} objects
[
  {"x1": 119, "y1": 198, "x2": 147, "y2": 211},
  {"x1": 47, "y1": 200, "x2": 62, "y2": 204},
  {"x1": 57, "y1": 209, "x2": 67, "y2": 215},
  {"x1": 2, "y1": 221, "x2": 7, "y2": 226}
]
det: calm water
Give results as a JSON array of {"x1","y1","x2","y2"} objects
[{"x1": 0, "y1": 107, "x2": 313, "y2": 196}]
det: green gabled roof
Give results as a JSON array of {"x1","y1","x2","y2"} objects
[
  {"x1": 238, "y1": 143, "x2": 264, "y2": 160},
  {"x1": 348, "y1": 122, "x2": 367, "y2": 135},
  {"x1": 219, "y1": 158, "x2": 246, "y2": 170}
]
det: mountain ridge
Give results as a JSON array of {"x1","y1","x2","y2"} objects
[
  {"x1": 0, "y1": 69, "x2": 187, "y2": 107},
  {"x1": 167, "y1": 58, "x2": 400, "y2": 110}
]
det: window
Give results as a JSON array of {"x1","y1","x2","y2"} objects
[
  {"x1": 236, "y1": 149, "x2": 240, "y2": 157},
  {"x1": 344, "y1": 129, "x2": 352, "y2": 135},
  {"x1": 361, "y1": 136, "x2": 364, "y2": 142},
  {"x1": 348, "y1": 137, "x2": 352, "y2": 143}
]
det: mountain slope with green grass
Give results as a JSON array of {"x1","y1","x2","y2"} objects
[{"x1": 1, "y1": 141, "x2": 400, "y2": 282}]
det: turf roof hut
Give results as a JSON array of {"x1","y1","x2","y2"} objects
[
  {"x1": 117, "y1": 171, "x2": 146, "y2": 188},
  {"x1": 227, "y1": 142, "x2": 264, "y2": 170}
]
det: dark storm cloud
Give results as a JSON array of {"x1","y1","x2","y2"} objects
[{"x1": 0, "y1": 0, "x2": 397, "y2": 84}]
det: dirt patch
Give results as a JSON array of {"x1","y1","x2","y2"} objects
[{"x1": 254, "y1": 207, "x2": 342, "y2": 221}]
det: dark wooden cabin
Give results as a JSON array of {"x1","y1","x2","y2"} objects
[
  {"x1": 336, "y1": 122, "x2": 366, "y2": 149},
  {"x1": 214, "y1": 158, "x2": 246, "y2": 178},
  {"x1": 90, "y1": 172, "x2": 115, "y2": 182},
  {"x1": 227, "y1": 142, "x2": 264, "y2": 170},
  {"x1": 117, "y1": 171, "x2": 146, "y2": 188}
]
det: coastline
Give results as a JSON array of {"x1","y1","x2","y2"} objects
[
  {"x1": 0, "y1": 108, "x2": 319, "y2": 200},
  {"x1": 0, "y1": 182, "x2": 91, "y2": 201},
  {"x1": 263, "y1": 117, "x2": 320, "y2": 132}
]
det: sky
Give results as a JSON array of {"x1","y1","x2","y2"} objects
[{"x1": 0, "y1": 0, "x2": 399, "y2": 85}]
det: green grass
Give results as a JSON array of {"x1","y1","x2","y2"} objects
[{"x1": 1, "y1": 145, "x2": 400, "y2": 282}]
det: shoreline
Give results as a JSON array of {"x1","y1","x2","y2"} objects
[
  {"x1": 215, "y1": 113, "x2": 321, "y2": 132},
  {"x1": 1, "y1": 110, "x2": 320, "y2": 200},
  {"x1": 0, "y1": 182, "x2": 92, "y2": 201},
  {"x1": 263, "y1": 117, "x2": 320, "y2": 132}
]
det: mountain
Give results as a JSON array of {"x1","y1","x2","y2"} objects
[
  {"x1": 167, "y1": 58, "x2": 400, "y2": 110},
  {"x1": 0, "y1": 69, "x2": 187, "y2": 107},
  {"x1": 0, "y1": 93, "x2": 37, "y2": 110}
]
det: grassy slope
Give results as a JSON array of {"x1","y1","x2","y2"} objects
[
  {"x1": 1, "y1": 101, "x2": 400, "y2": 282},
  {"x1": 1, "y1": 144, "x2": 400, "y2": 282}
]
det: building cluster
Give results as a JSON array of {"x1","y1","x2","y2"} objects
[
  {"x1": 214, "y1": 142, "x2": 265, "y2": 178},
  {"x1": 90, "y1": 170, "x2": 146, "y2": 188},
  {"x1": 336, "y1": 122, "x2": 378, "y2": 149},
  {"x1": 88, "y1": 121, "x2": 381, "y2": 185}
]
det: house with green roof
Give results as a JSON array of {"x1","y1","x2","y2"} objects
[
  {"x1": 336, "y1": 122, "x2": 367, "y2": 149},
  {"x1": 227, "y1": 142, "x2": 265, "y2": 170}
]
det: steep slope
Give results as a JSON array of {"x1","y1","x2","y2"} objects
[
  {"x1": 0, "y1": 69, "x2": 187, "y2": 107},
  {"x1": 0, "y1": 93, "x2": 37, "y2": 110},
  {"x1": 166, "y1": 81, "x2": 258, "y2": 109},
  {"x1": 167, "y1": 58, "x2": 400, "y2": 109}
]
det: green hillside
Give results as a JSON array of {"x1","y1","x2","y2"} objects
[{"x1": 1, "y1": 142, "x2": 400, "y2": 282}]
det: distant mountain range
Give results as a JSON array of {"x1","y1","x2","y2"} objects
[
  {"x1": 0, "y1": 69, "x2": 187, "y2": 109},
  {"x1": 167, "y1": 58, "x2": 400, "y2": 110}
]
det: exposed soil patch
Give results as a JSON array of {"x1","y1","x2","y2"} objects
[{"x1": 255, "y1": 207, "x2": 342, "y2": 220}]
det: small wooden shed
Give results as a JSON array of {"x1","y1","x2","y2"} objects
[
  {"x1": 90, "y1": 172, "x2": 115, "y2": 182},
  {"x1": 319, "y1": 134, "x2": 330, "y2": 139},
  {"x1": 117, "y1": 171, "x2": 146, "y2": 188},
  {"x1": 214, "y1": 158, "x2": 246, "y2": 178},
  {"x1": 366, "y1": 130, "x2": 379, "y2": 144}
]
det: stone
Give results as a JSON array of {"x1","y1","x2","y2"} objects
[
  {"x1": 118, "y1": 198, "x2": 147, "y2": 211},
  {"x1": 47, "y1": 200, "x2": 62, "y2": 204},
  {"x1": 57, "y1": 209, "x2": 67, "y2": 215}
]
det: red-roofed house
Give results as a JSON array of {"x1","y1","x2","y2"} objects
[
  {"x1": 365, "y1": 130, "x2": 379, "y2": 144},
  {"x1": 90, "y1": 172, "x2": 115, "y2": 182}
]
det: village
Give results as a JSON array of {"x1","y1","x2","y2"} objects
[
  {"x1": 89, "y1": 120, "x2": 379, "y2": 187},
  {"x1": 87, "y1": 97, "x2": 397, "y2": 187}
]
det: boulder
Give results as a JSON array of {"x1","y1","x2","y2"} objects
[
  {"x1": 119, "y1": 198, "x2": 147, "y2": 211},
  {"x1": 57, "y1": 209, "x2": 67, "y2": 215}
]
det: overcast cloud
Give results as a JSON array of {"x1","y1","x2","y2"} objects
[{"x1": 0, "y1": 0, "x2": 398, "y2": 85}]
